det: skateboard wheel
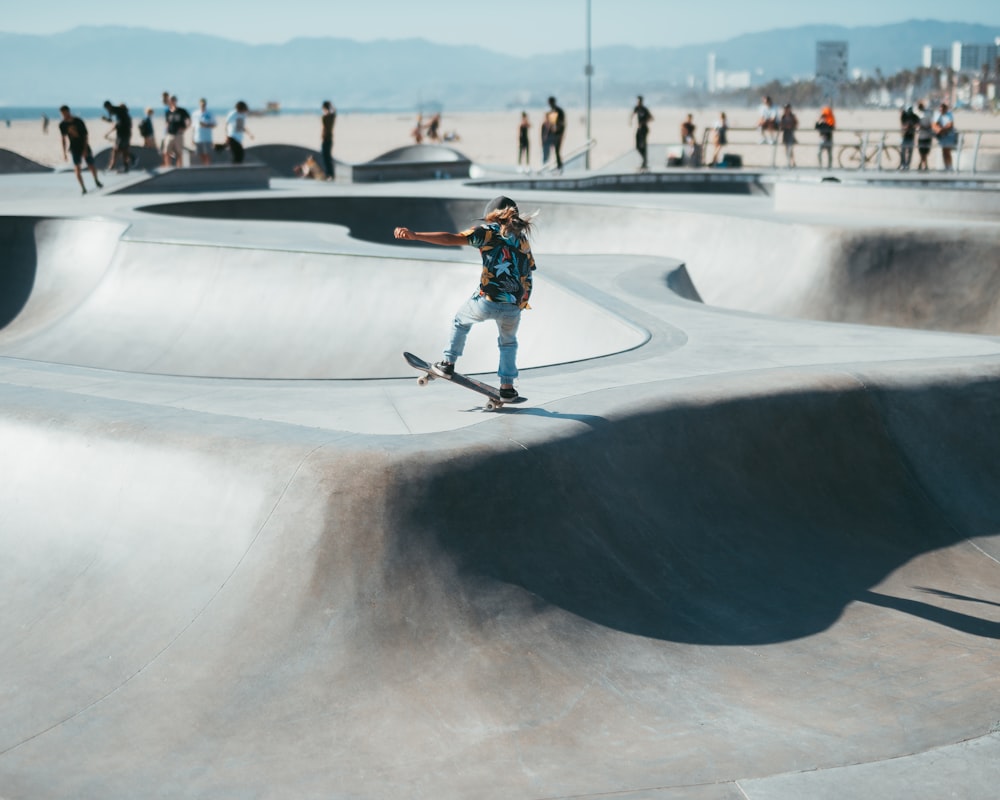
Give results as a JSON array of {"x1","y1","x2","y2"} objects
[
  {"x1": 417, "y1": 376, "x2": 429, "y2": 386},
  {"x1": 486, "y1": 401, "x2": 498, "y2": 411}
]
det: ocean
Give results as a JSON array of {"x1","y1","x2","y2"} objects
[{"x1": 0, "y1": 106, "x2": 406, "y2": 122}]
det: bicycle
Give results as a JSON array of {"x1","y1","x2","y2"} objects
[{"x1": 837, "y1": 133, "x2": 900, "y2": 170}]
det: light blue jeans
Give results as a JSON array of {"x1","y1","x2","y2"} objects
[{"x1": 444, "y1": 295, "x2": 521, "y2": 384}]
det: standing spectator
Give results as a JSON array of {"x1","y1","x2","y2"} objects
[
  {"x1": 103, "y1": 100, "x2": 133, "y2": 173},
  {"x1": 680, "y1": 113, "x2": 698, "y2": 165},
  {"x1": 757, "y1": 95, "x2": 778, "y2": 144},
  {"x1": 191, "y1": 98, "x2": 217, "y2": 166},
  {"x1": 225, "y1": 101, "x2": 253, "y2": 164},
  {"x1": 159, "y1": 91, "x2": 171, "y2": 156},
  {"x1": 321, "y1": 101, "x2": 336, "y2": 179},
  {"x1": 815, "y1": 106, "x2": 836, "y2": 169},
  {"x1": 517, "y1": 111, "x2": 530, "y2": 169},
  {"x1": 138, "y1": 107, "x2": 156, "y2": 149},
  {"x1": 630, "y1": 95, "x2": 653, "y2": 171},
  {"x1": 899, "y1": 105, "x2": 919, "y2": 171},
  {"x1": 680, "y1": 113, "x2": 696, "y2": 144},
  {"x1": 916, "y1": 101, "x2": 934, "y2": 171},
  {"x1": 546, "y1": 96, "x2": 566, "y2": 170},
  {"x1": 540, "y1": 112, "x2": 552, "y2": 165},
  {"x1": 41, "y1": 113, "x2": 49, "y2": 134},
  {"x1": 933, "y1": 102, "x2": 957, "y2": 172},
  {"x1": 426, "y1": 112, "x2": 441, "y2": 142},
  {"x1": 709, "y1": 111, "x2": 727, "y2": 166},
  {"x1": 779, "y1": 104, "x2": 798, "y2": 168},
  {"x1": 162, "y1": 95, "x2": 191, "y2": 167},
  {"x1": 411, "y1": 113, "x2": 424, "y2": 144},
  {"x1": 58, "y1": 105, "x2": 103, "y2": 194}
]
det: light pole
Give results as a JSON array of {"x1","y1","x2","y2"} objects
[{"x1": 585, "y1": 0, "x2": 593, "y2": 169}]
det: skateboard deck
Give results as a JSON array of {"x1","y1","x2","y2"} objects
[{"x1": 403, "y1": 352, "x2": 527, "y2": 411}]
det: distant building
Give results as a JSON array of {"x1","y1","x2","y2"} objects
[
  {"x1": 922, "y1": 45, "x2": 950, "y2": 69},
  {"x1": 715, "y1": 71, "x2": 752, "y2": 91},
  {"x1": 707, "y1": 51, "x2": 751, "y2": 93},
  {"x1": 816, "y1": 41, "x2": 848, "y2": 86},
  {"x1": 950, "y1": 40, "x2": 1000, "y2": 74}
]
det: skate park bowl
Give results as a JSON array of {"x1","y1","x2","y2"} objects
[
  {"x1": 0, "y1": 213, "x2": 647, "y2": 378},
  {"x1": 2, "y1": 174, "x2": 1000, "y2": 799}
]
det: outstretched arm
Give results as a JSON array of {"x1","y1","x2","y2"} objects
[{"x1": 393, "y1": 228, "x2": 467, "y2": 247}]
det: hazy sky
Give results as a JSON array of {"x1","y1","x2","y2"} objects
[{"x1": 5, "y1": 0, "x2": 998, "y2": 56}]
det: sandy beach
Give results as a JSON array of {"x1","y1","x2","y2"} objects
[{"x1": 2, "y1": 105, "x2": 998, "y2": 171}]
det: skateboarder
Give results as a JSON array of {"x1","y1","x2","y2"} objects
[
  {"x1": 58, "y1": 106, "x2": 103, "y2": 194},
  {"x1": 393, "y1": 195, "x2": 536, "y2": 401}
]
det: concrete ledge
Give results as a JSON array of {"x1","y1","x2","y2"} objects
[
  {"x1": 474, "y1": 169, "x2": 770, "y2": 194},
  {"x1": 774, "y1": 179, "x2": 1000, "y2": 218},
  {"x1": 108, "y1": 164, "x2": 270, "y2": 194}
]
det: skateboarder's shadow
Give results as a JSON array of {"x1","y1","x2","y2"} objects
[{"x1": 458, "y1": 405, "x2": 609, "y2": 430}]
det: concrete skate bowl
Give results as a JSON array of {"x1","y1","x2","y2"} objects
[
  {"x1": 2, "y1": 369, "x2": 1000, "y2": 798},
  {"x1": 533, "y1": 199, "x2": 1000, "y2": 335},
  {"x1": 143, "y1": 193, "x2": 1000, "y2": 335},
  {"x1": 0, "y1": 213, "x2": 647, "y2": 378}
]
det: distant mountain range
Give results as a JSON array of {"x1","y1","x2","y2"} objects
[{"x1": 0, "y1": 20, "x2": 996, "y2": 111}]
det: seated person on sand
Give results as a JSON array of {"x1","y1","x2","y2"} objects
[{"x1": 293, "y1": 155, "x2": 327, "y2": 180}]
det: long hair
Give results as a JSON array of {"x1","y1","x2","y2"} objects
[{"x1": 485, "y1": 205, "x2": 536, "y2": 240}]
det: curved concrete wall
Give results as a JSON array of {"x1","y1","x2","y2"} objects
[
  {"x1": 141, "y1": 194, "x2": 1000, "y2": 336},
  {"x1": 0, "y1": 216, "x2": 646, "y2": 378}
]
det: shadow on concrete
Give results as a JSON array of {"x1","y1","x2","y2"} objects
[
  {"x1": 139, "y1": 195, "x2": 481, "y2": 245},
  {"x1": 861, "y1": 591, "x2": 1000, "y2": 639},
  {"x1": 0, "y1": 217, "x2": 38, "y2": 329},
  {"x1": 390, "y1": 380, "x2": 1000, "y2": 645}
]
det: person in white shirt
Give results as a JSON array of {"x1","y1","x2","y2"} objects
[
  {"x1": 933, "y1": 102, "x2": 958, "y2": 172},
  {"x1": 191, "y1": 98, "x2": 217, "y2": 166},
  {"x1": 225, "y1": 100, "x2": 253, "y2": 164}
]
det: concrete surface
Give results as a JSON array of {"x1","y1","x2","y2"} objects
[{"x1": 1, "y1": 164, "x2": 1000, "y2": 799}]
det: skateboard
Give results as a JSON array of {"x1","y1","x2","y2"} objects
[{"x1": 403, "y1": 352, "x2": 527, "y2": 411}]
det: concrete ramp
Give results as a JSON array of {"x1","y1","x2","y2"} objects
[
  {"x1": 0, "y1": 149, "x2": 52, "y2": 174},
  {"x1": 3, "y1": 181, "x2": 1000, "y2": 798},
  {"x1": 1, "y1": 367, "x2": 999, "y2": 798},
  {"x1": 106, "y1": 165, "x2": 270, "y2": 194}
]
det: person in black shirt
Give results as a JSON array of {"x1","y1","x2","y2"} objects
[
  {"x1": 546, "y1": 96, "x2": 566, "y2": 170},
  {"x1": 162, "y1": 95, "x2": 191, "y2": 167},
  {"x1": 899, "y1": 106, "x2": 920, "y2": 171},
  {"x1": 630, "y1": 95, "x2": 653, "y2": 171},
  {"x1": 103, "y1": 100, "x2": 133, "y2": 172},
  {"x1": 320, "y1": 100, "x2": 336, "y2": 180},
  {"x1": 58, "y1": 105, "x2": 103, "y2": 194}
]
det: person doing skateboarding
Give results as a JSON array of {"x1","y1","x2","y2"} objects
[{"x1": 394, "y1": 195, "x2": 536, "y2": 400}]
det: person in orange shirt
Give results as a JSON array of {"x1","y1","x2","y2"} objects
[{"x1": 815, "y1": 106, "x2": 836, "y2": 169}]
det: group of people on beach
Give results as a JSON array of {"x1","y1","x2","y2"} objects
[
  {"x1": 57, "y1": 94, "x2": 264, "y2": 192},
  {"x1": 625, "y1": 94, "x2": 963, "y2": 172}
]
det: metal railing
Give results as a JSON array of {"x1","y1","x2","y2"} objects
[{"x1": 679, "y1": 125, "x2": 1000, "y2": 174}]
